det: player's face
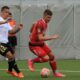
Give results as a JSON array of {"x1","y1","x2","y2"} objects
[
  {"x1": 2, "y1": 9, "x2": 9, "y2": 19},
  {"x1": 44, "y1": 15, "x2": 52, "y2": 23}
]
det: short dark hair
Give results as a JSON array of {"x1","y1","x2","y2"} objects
[
  {"x1": 1, "y1": 6, "x2": 10, "y2": 11},
  {"x1": 44, "y1": 9, "x2": 53, "y2": 16}
]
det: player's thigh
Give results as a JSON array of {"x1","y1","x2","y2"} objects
[
  {"x1": 42, "y1": 44, "x2": 55, "y2": 59},
  {"x1": 30, "y1": 46, "x2": 47, "y2": 58},
  {"x1": 42, "y1": 44, "x2": 51, "y2": 55},
  {"x1": 42, "y1": 44, "x2": 55, "y2": 58},
  {"x1": 6, "y1": 45, "x2": 14, "y2": 59},
  {"x1": 0, "y1": 43, "x2": 14, "y2": 59}
]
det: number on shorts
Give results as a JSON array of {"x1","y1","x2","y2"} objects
[{"x1": 0, "y1": 44, "x2": 7, "y2": 53}]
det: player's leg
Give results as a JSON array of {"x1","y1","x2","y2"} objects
[
  {"x1": 31, "y1": 46, "x2": 49, "y2": 63},
  {"x1": 0, "y1": 43, "x2": 18, "y2": 77},
  {"x1": 32, "y1": 56, "x2": 49, "y2": 63},
  {"x1": 0, "y1": 43, "x2": 24, "y2": 78},
  {"x1": 6, "y1": 43, "x2": 20, "y2": 74},
  {"x1": 43, "y1": 44, "x2": 65, "y2": 77},
  {"x1": 6, "y1": 51, "x2": 18, "y2": 77},
  {"x1": 6, "y1": 51, "x2": 24, "y2": 78},
  {"x1": 42, "y1": 45, "x2": 57, "y2": 74},
  {"x1": 48, "y1": 52, "x2": 65, "y2": 77},
  {"x1": 28, "y1": 46, "x2": 49, "y2": 72}
]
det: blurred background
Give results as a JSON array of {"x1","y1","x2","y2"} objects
[{"x1": 0, "y1": 0, "x2": 80, "y2": 60}]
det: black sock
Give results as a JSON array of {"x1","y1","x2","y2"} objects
[
  {"x1": 8, "y1": 61, "x2": 13, "y2": 72},
  {"x1": 9, "y1": 59, "x2": 20, "y2": 73},
  {"x1": 13, "y1": 59, "x2": 20, "y2": 73}
]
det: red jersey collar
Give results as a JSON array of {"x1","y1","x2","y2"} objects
[{"x1": 41, "y1": 18, "x2": 46, "y2": 24}]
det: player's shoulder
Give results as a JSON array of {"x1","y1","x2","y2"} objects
[
  {"x1": 32, "y1": 19, "x2": 39, "y2": 26},
  {"x1": 32, "y1": 19, "x2": 43, "y2": 28},
  {"x1": 35, "y1": 19, "x2": 43, "y2": 25}
]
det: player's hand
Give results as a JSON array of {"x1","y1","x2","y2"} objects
[{"x1": 51, "y1": 34, "x2": 59, "y2": 39}]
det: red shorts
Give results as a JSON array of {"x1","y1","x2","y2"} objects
[{"x1": 29, "y1": 43, "x2": 51, "y2": 57}]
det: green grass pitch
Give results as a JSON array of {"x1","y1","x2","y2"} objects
[{"x1": 0, "y1": 60, "x2": 80, "y2": 80}]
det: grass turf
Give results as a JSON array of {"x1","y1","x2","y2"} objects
[{"x1": 0, "y1": 60, "x2": 80, "y2": 80}]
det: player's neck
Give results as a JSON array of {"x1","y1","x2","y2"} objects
[{"x1": 42, "y1": 18, "x2": 47, "y2": 23}]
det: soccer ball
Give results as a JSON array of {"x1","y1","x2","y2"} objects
[{"x1": 40, "y1": 68, "x2": 50, "y2": 78}]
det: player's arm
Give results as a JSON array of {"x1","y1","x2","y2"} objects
[
  {"x1": 37, "y1": 24, "x2": 59, "y2": 41},
  {"x1": 38, "y1": 33, "x2": 59, "y2": 41},
  {"x1": 0, "y1": 18, "x2": 11, "y2": 25},
  {"x1": 0, "y1": 21, "x2": 7, "y2": 25},
  {"x1": 9, "y1": 24, "x2": 23, "y2": 34}
]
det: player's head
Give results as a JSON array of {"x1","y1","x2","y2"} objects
[
  {"x1": 1, "y1": 6, "x2": 10, "y2": 19},
  {"x1": 43, "y1": 9, "x2": 53, "y2": 23}
]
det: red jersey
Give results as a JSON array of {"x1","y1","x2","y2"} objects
[{"x1": 29, "y1": 19, "x2": 47, "y2": 45}]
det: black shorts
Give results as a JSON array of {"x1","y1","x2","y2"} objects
[
  {"x1": 8, "y1": 36, "x2": 17, "y2": 47},
  {"x1": 0, "y1": 43, "x2": 14, "y2": 56}
]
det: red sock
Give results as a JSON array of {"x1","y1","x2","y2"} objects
[
  {"x1": 32, "y1": 57, "x2": 48, "y2": 63},
  {"x1": 49, "y1": 61, "x2": 57, "y2": 73}
]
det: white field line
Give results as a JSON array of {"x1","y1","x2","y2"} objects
[{"x1": 0, "y1": 69, "x2": 80, "y2": 73}]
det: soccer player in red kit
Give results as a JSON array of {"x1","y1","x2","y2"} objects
[{"x1": 28, "y1": 9, "x2": 65, "y2": 77}]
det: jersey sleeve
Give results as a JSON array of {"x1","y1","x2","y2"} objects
[{"x1": 36, "y1": 21, "x2": 44, "y2": 34}]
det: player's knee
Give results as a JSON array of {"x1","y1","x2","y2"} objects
[
  {"x1": 6, "y1": 51, "x2": 14, "y2": 60},
  {"x1": 43, "y1": 55, "x2": 49, "y2": 60},
  {"x1": 49, "y1": 55, "x2": 55, "y2": 61}
]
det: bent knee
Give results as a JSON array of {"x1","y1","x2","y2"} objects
[
  {"x1": 49, "y1": 55, "x2": 55, "y2": 61},
  {"x1": 6, "y1": 51, "x2": 14, "y2": 59},
  {"x1": 43, "y1": 55, "x2": 49, "y2": 60}
]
